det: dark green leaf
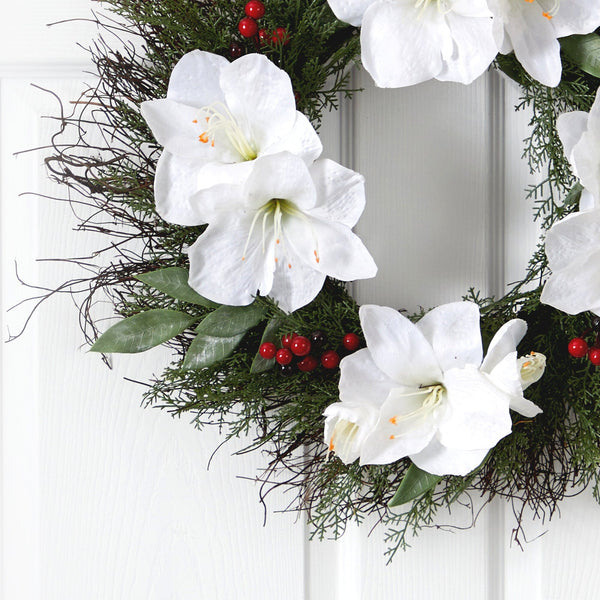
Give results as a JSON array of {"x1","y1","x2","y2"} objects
[
  {"x1": 182, "y1": 332, "x2": 245, "y2": 369},
  {"x1": 561, "y1": 34, "x2": 600, "y2": 78},
  {"x1": 90, "y1": 309, "x2": 196, "y2": 354},
  {"x1": 388, "y1": 464, "x2": 442, "y2": 507},
  {"x1": 183, "y1": 302, "x2": 267, "y2": 369},
  {"x1": 135, "y1": 267, "x2": 219, "y2": 307},
  {"x1": 195, "y1": 303, "x2": 266, "y2": 337},
  {"x1": 251, "y1": 317, "x2": 285, "y2": 373}
]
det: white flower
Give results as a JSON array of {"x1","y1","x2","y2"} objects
[
  {"x1": 326, "y1": 0, "x2": 498, "y2": 88},
  {"x1": 140, "y1": 51, "x2": 322, "y2": 226},
  {"x1": 541, "y1": 89, "x2": 600, "y2": 314},
  {"x1": 324, "y1": 302, "x2": 542, "y2": 476},
  {"x1": 518, "y1": 352, "x2": 547, "y2": 390},
  {"x1": 487, "y1": 0, "x2": 600, "y2": 87},
  {"x1": 185, "y1": 152, "x2": 377, "y2": 313}
]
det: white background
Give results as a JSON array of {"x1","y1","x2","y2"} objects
[{"x1": 2, "y1": 1, "x2": 600, "y2": 598}]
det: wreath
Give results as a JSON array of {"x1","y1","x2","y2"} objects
[{"x1": 29, "y1": 0, "x2": 600, "y2": 560}]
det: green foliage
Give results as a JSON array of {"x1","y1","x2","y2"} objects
[
  {"x1": 135, "y1": 267, "x2": 220, "y2": 307},
  {"x1": 90, "y1": 309, "x2": 196, "y2": 353},
  {"x1": 388, "y1": 464, "x2": 442, "y2": 507}
]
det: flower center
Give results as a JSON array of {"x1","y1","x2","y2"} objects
[
  {"x1": 387, "y1": 384, "x2": 445, "y2": 439},
  {"x1": 414, "y1": 0, "x2": 450, "y2": 15},
  {"x1": 193, "y1": 102, "x2": 258, "y2": 161},
  {"x1": 524, "y1": 0, "x2": 560, "y2": 19},
  {"x1": 241, "y1": 198, "x2": 320, "y2": 269}
]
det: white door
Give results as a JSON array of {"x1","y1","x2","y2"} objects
[{"x1": 3, "y1": 2, "x2": 600, "y2": 599}]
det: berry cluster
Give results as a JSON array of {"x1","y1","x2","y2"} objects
[
  {"x1": 237, "y1": 1, "x2": 289, "y2": 49},
  {"x1": 567, "y1": 317, "x2": 600, "y2": 366},
  {"x1": 259, "y1": 331, "x2": 361, "y2": 375}
]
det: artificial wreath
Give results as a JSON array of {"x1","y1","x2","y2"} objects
[{"x1": 32, "y1": 0, "x2": 600, "y2": 560}]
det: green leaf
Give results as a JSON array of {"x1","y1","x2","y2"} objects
[
  {"x1": 195, "y1": 303, "x2": 266, "y2": 337},
  {"x1": 561, "y1": 33, "x2": 600, "y2": 78},
  {"x1": 251, "y1": 317, "x2": 285, "y2": 373},
  {"x1": 183, "y1": 303, "x2": 267, "y2": 369},
  {"x1": 183, "y1": 332, "x2": 245, "y2": 369},
  {"x1": 135, "y1": 267, "x2": 219, "y2": 307},
  {"x1": 388, "y1": 464, "x2": 442, "y2": 507},
  {"x1": 90, "y1": 309, "x2": 196, "y2": 354}
]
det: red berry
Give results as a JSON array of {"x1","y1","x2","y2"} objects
[
  {"x1": 229, "y1": 41, "x2": 243, "y2": 59},
  {"x1": 245, "y1": 0, "x2": 265, "y2": 19},
  {"x1": 271, "y1": 27, "x2": 290, "y2": 45},
  {"x1": 281, "y1": 333, "x2": 296, "y2": 349},
  {"x1": 259, "y1": 342, "x2": 276, "y2": 360},
  {"x1": 321, "y1": 350, "x2": 340, "y2": 369},
  {"x1": 276, "y1": 348, "x2": 293, "y2": 366},
  {"x1": 568, "y1": 337, "x2": 588, "y2": 358},
  {"x1": 238, "y1": 17, "x2": 258, "y2": 38},
  {"x1": 297, "y1": 355, "x2": 318, "y2": 372},
  {"x1": 589, "y1": 347, "x2": 600, "y2": 366},
  {"x1": 258, "y1": 28, "x2": 269, "y2": 45},
  {"x1": 342, "y1": 333, "x2": 361, "y2": 352},
  {"x1": 291, "y1": 335, "x2": 311, "y2": 357}
]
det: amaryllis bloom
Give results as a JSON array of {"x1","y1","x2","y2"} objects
[
  {"x1": 140, "y1": 50, "x2": 322, "y2": 225},
  {"x1": 325, "y1": 0, "x2": 498, "y2": 88},
  {"x1": 185, "y1": 152, "x2": 377, "y2": 313},
  {"x1": 541, "y1": 89, "x2": 600, "y2": 314},
  {"x1": 488, "y1": 0, "x2": 600, "y2": 87},
  {"x1": 324, "y1": 302, "x2": 542, "y2": 476}
]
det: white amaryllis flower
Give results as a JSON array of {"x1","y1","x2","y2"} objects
[
  {"x1": 488, "y1": 0, "x2": 600, "y2": 87},
  {"x1": 140, "y1": 51, "x2": 322, "y2": 226},
  {"x1": 325, "y1": 0, "x2": 498, "y2": 88},
  {"x1": 185, "y1": 152, "x2": 377, "y2": 313},
  {"x1": 541, "y1": 89, "x2": 600, "y2": 314},
  {"x1": 324, "y1": 302, "x2": 542, "y2": 476}
]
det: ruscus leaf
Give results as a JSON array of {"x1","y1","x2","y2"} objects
[
  {"x1": 561, "y1": 34, "x2": 600, "y2": 78},
  {"x1": 90, "y1": 309, "x2": 196, "y2": 354},
  {"x1": 195, "y1": 303, "x2": 266, "y2": 337},
  {"x1": 388, "y1": 464, "x2": 442, "y2": 507},
  {"x1": 183, "y1": 333, "x2": 245, "y2": 369},
  {"x1": 135, "y1": 267, "x2": 219, "y2": 307}
]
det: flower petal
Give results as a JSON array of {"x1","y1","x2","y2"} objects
[
  {"x1": 416, "y1": 302, "x2": 483, "y2": 371},
  {"x1": 285, "y1": 217, "x2": 377, "y2": 281},
  {"x1": 154, "y1": 151, "x2": 205, "y2": 226},
  {"x1": 360, "y1": 387, "x2": 438, "y2": 465},
  {"x1": 487, "y1": 351, "x2": 542, "y2": 418},
  {"x1": 307, "y1": 159, "x2": 366, "y2": 228},
  {"x1": 325, "y1": 0, "x2": 377, "y2": 26},
  {"x1": 324, "y1": 401, "x2": 380, "y2": 464},
  {"x1": 264, "y1": 112, "x2": 323, "y2": 164},
  {"x1": 410, "y1": 437, "x2": 489, "y2": 476},
  {"x1": 557, "y1": 110, "x2": 589, "y2": 170},
  {"x1": 221, "y1": 54, "x2": 297, "y2": 153},
  {"x1": 437, "y1": 365, "x2": 512, "y2": 451},
  {"x1": 551, "y1": 1, "x2": 600, "y2": 38},
  {"x1": 187, "y1": 217, "x2": 273, "y2": 306},
  {"x1": 544, "y1": 208, "x2": 600, "y2": 272},
  {"x1": 480, "y1": 318, "x2": 527, "y2": 374},
  {"x1": 359, "y1": 305, "x2": 443, "y2": 386},
  {"x1": 338, "y1": 348, "x2": 397, "y2": 407},
  {"x1": 437, "y1": 13, "x2": 497, "y2": 85},
  {"x1": 167, "y1": 49, "x2": 228, "y2": 107},
  {"x1": 267, "y1": 254, "x2": 325, "y2": 313},
  {"x1": 541, "y1": 245, "x2": 600, "y2": 315},
  {"x1": 360, "y1": 1, "x2": 447, "y2": 88},
  {"x1": 502, "y1": 2, "x2": 562, "y2": 87}
]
